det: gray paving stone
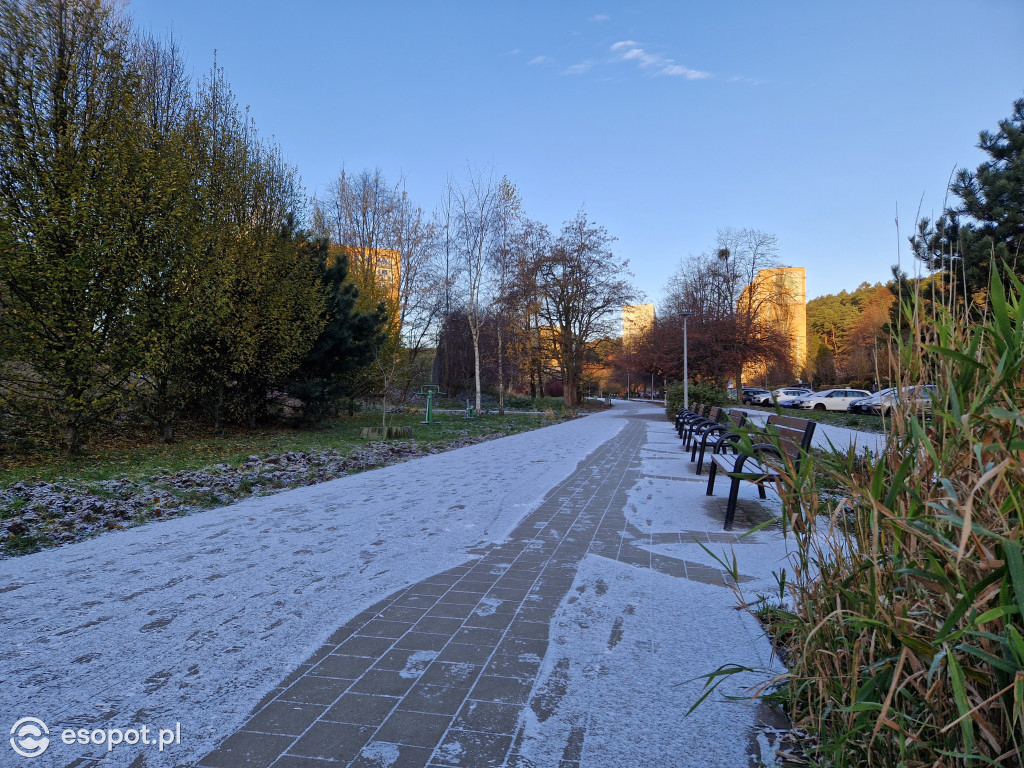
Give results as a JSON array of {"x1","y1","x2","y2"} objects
[
  {"x1": 393, "y1": 632, "x2": 451, "y2": 652},
  {"x1": 322, "y1": 693, "x2": 400, "y2": 726},
  {"x1": 357, "y1": 619, "x2": 415, "y2": 639},
  {"x1": 313, "y1": 654, "x2": 376, "y2": 679},
  {"x1": 199, "y1": 731, "x2": 295, "y2": 768},
  {"x1": 424, "y1": 602, "x2": 476, "y2": 619},
  {"x1": 461, "y1": 612, "x2": 514, "y2": 631},
  {"x1": 272, "y1": 755, "x2": 343, "y2": 768},
  {"x1": 350, "y1": 669, "x2": 419, "y2": 697},
  {"x1": 244, "y1": 701, "x2": 327, "y2": 736},
  {"x1": 482, "y1": 654, "x2": 541, "y2": 681},
  {"x1": 397, "y1": 683, "x2": 473, "y2": 715},
  {"x1": 335, "y1": 634, "x2": 397, "y2": 657},
  {"x1": 452, "y1": 700, "x2": 522, "y2": 735},
  {"x1": 432, "y1": 730, "x2": 514, "y2": 767},
  {"x1": 447, "y1": 624, "x2": 502, "y2": 644},
  {"x1": 377, "y1": 606, "x2": 430, "y2": 623},
  {"x1": 374, "y1": 710, "x2": 454, "y2": 746},
  {"x1": 280, "y1": 675, "x2": 352, "y2": 705},
  {"x1": 433, "y1": 643, "x2": 493, "y2": 664},
  {"x1": 416, "y1": 661, "x2": 481, "y2": 688},
  {"x1": 350, "y1": 742, "x2": 432, "y2": 768},
  {"x1": 469, "y1": 675, "x2": 534, "y2": 705},
  {"x1": 288, "y1": 722, "x2": 374, "y2": 762}
]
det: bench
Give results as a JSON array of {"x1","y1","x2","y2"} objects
[
  {"x1": 705, "y1": 413, "x2": 816, "y2": 530},
  {"x1": 675, "y1": 403, "x2": 706, "y2": 440},
  {"x1": 683, "y1": 405, "x2": 722, "y2": 450},
  {"x1": 691, "y1": 409, "x2": 748, "y2": 475}
]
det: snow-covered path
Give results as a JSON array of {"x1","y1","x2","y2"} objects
[
  {"x1": 2, "y1": 402, "x2": 800, "y2": 768},
  {"x1": 1, "y1": 413, "x2": 625, "y2": 767}
]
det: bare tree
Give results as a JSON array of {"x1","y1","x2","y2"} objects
[
  {"x1": 657, "y1": 228, "x2": 796, "y2": 389},
  {"x1": 488, "y1": 176, "x2": 524, "y2": 414},
  {"x1": 449, "y1": 168, "x2": 498, "y2": 414},
  {"x1": 314, "y1": 168, "x2": 443, "y2": 398},
  {"x1": 534, "y1": 211, "x2": 637, "y2": 407}
]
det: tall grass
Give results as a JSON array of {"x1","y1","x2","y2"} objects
[{"x1": 744, "y1": 269, "x2": 1024, "y2": 766}]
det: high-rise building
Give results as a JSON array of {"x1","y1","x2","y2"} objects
[
  {"x1": 622, "y1": 303, "x2": 655, "y2": 348},
  {"x1": 332, "y1": 246, "x2": 401, "y2": 306},
  {"x1": 738, "y1": 267, "x2": 806, "y2": 383}
]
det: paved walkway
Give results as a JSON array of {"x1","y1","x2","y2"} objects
[{"x1": 2, "y1": 402, "x2": 794, "y2": 768}]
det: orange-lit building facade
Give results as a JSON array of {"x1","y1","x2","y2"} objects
[{"x1": 738, "y1": 267, "x2": 807, "y2": 383}]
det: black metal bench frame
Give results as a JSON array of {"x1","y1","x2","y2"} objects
[
  {"x1": 705, "y1": 413, "x2": 816, "y2": 530},
  {"x1": 683, "y1": 406, "x2": 723, "y2": 450},
  {"x1": 691, "y1": 409, "x2": 748, "y2": 475},
  {"x1": 674, "y1": 403, "x2": 706, "y2": 439}
]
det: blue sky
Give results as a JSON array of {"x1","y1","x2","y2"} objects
[{"x1": 128, "y1": 0, "x2": 1023, "y2": 304}]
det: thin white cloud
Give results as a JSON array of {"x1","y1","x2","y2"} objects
[
  {"x1": 563, "y1": 61, "x2": 593, "y2": 75},
  {"x1": 661, "y1": 64, "x2": 712, "y2": 80},
  {"x1": 728, "y1": 74, "x2": 766, "y2": 85},
  {"x1": 504, "y1": 49, "x2": 522, "y2": 56},
  {"x1": 591, "y1": 14, "x2": 610, "y2": 22},
  {"x1": 610, "y1": 41, "x2": 711, "y2": 80},
  {"x1": 528, "y1": 55, "x2": 551, "y2": 66}
]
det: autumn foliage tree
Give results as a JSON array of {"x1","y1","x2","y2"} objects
[
  {"x1": 648, "y1": 229, "x2": 793, "y2": 390},
  {"x1": 806, "y1": 282, "x2": 895, "y2": 385}
]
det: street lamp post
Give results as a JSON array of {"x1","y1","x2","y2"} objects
[{"x1": 681, "y1": 312, "x2": 692, "y2": 410}]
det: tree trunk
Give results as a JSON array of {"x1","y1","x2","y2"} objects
[
  {"x1": 155, "y1": 378, "x2": 176, "y2": 443},
  {"x1": 563, "y1": 364, "x2": 579, "y2": 407},
  {"x1": 496, "y1": 326, "x2": 505, "y2": 415},
  {"x1": 470, "y1": 322, "x2": 482, "y2": 414},
  {"x1": 213, "y1": 381, "x2": 225, "y2": 434},
  {"x1": 61, "y1": 424, "x2": 81, "y2": 457}
]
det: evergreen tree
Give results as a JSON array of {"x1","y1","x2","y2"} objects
[
  {"x1": 913, "y1": 96, "x2": 1024, "y2": 303},
  {"x1": 290, "y1": 245, "x2": 387, "y2": 421}
]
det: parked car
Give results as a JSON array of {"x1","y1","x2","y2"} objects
[
  {"x1": 847, "y1": 388, "x2": 891, "y2": 414},
  {"x1": 791, "y1": 388, "x2": 871, "y2": 412},
  {"x1": 776, "y1": 393, "x2": 812, "y2": 408},
  {"x1": 750, "y1": 387, "x2": 812, "y2": 406},
  {"x1": 871, "y1": 385, "x2": 938, "y2": 417},
  {"x1": 741, "y1": 387, "x2": 770, "y2": 404}
]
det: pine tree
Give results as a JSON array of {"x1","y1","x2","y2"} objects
[
  {"x1": 913, "y1": 96, "x2": 1024, "y2": 303},
  {"x1": 290, "y1": 245, "x2": 387, "y2": 422}
]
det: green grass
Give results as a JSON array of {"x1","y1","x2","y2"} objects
[
  {"x1": 0, "y1": 496, "x2": 29, "y2": 519},
  {"x1": 0, "y1": 410, "x2": 569, "y2": 490}
]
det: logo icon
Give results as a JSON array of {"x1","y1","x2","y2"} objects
[{"x1": 10, "y1": 718, "x2": 49, "y2": 758}]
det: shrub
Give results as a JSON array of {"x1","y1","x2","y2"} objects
[
  {"x1": 664, "y1": 380, "x2": 727, "y2": 420},
  {"x1": 743, "y1": 270, "x2": 1024, "y2": 766}
]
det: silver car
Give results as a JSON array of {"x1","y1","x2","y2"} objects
[{"x1": 871, "y1": 385, "x2": 938, "y2": 417}]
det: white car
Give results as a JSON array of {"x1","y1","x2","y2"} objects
[{"x1": 792, "y1": 388, "x2": 871, "y2": 412}]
